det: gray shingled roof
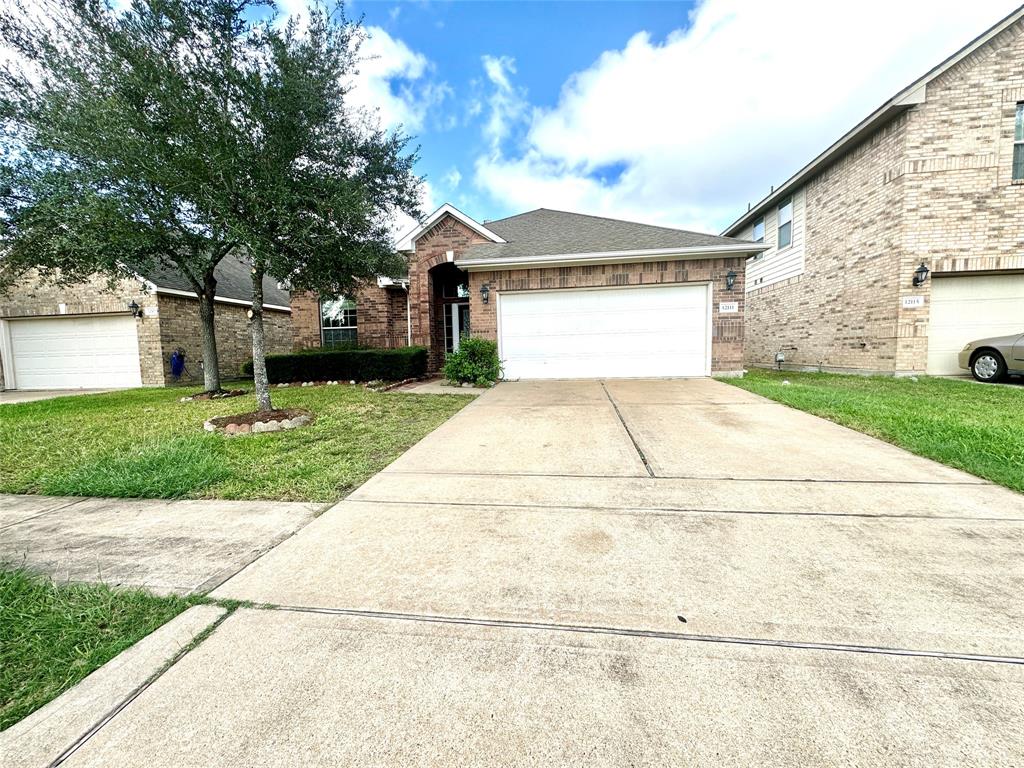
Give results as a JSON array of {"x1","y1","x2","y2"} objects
[
  {"x1": 142, "y1": 255, "x2": 290, "y2": 307},
  {"x1": 460, "y1": 208, "x2": 757, "y2": 262}
]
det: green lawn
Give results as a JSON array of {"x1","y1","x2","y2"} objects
[
  {"x1": 0, "y1": 569, "x2": 200, "y2": 731},
  {"x1": 0, "y1": 385, "x2": 473, "y2": 501},
  {"x1": 723, "y1": 369, "x2": 1024, "y2": 493}
]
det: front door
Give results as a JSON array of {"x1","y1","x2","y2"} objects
[{"x1": 445, "y1": 302, "x2": 470, "y2": 353}]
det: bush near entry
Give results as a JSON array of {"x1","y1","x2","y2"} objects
[
  {"x1": 443, "y1": 338, "x2": 502, "y2": 387},
  {"x1": 242, "y1": 347, "x2": 427, "y2": 384}
]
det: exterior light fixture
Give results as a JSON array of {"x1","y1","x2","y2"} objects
[
  {"x1": 725, "y1": 270, "x2": 737, "y2": 291},
  {"x1": 912, "y1": 262, "x2": 930, "y2": 287},
  {"x1": 128, "y1": 300, "x2": 142, "y2": 318},
  {"x1": 480, "y1": 283, "x2": 490, "y2": 304}
]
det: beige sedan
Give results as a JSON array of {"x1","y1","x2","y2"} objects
[{"x1": 959, "y1": 332, "x2": 1024, "y2": 382}]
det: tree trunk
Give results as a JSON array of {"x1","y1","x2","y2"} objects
[
  {"x1": 249, "y1": 264, "x2": 273, "y2": 412},
  {"x1": 198, "y1": 278, "x2": 221, "y2": 393}
]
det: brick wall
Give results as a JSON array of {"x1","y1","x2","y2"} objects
[
  {"x1": 156, "y1": 294, "x2": 291, "y2": 384},
  {"x1": 468, "y1": 257, "x2": 747, "y2": 375},
  {"x1": 290, "y1": 284, "x2": 409, "y2": 351},
  {"x1": 408, "y1": 216, "x2": 490, "y2": 370},
  {"x1": 744, "y1": 17, "x2": 1024, "y2": 375},
  {"x1": 0, "y1": 270, "x2": 163, "y2": 386},
  {"x1": 0, "y1": 270, "x2": 292, "y2": 387}
]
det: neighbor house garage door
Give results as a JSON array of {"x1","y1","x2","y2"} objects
[
  {"x1": 6, "y1": 315, "x2": 143, "y2": 389},
  {"x1": 927, "y1": 274, "x2": 1024, "y2": 375},
  {"x1": 498, "y1": 284, "x2": 710, "y2": 379}
]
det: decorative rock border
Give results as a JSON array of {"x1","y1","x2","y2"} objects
[
  {"x1": 204, "y1": 408, "x2": 313, "y2": 436},
  {"x1": 181, "y1": 388, "x2": 247, "y2": 403}
]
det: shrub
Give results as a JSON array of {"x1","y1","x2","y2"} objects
[
  {"x1": 443, "y1": 337, "x2": 501, "y2": 386},
  {"x1": 242, "y1": 347, "x2": 427, "y2": 384}
]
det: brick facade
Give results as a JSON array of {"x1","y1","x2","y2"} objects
[
  {"x1": 742, "y1": 17, "x2": 1024, "y2": 375},
  {"x1": 467, "y1": 258, "x2": 747, "y2": 374},
  {"x1": 290, "y1": 284, "x2": 409, "y2": 351},
  {"x1": 0, "y1": 270, "x2": 291, "y2": 388}
]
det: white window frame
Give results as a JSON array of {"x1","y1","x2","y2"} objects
[
  {"x1": 320, "y1": 296, "x2": 357, "y2": 347},
  {"x1": 777, "y1": 196, "x2": 793, "y2": 250},
  {"x1": 1013, "y1": 103, "x2": 1024, "y2": 181}
]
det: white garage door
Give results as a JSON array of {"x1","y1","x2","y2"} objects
[
  {"x1": 7, "y1": 315, "x2": 143, "y2": 389},
  {"x1": 498, "y1": 284, "x2": 710, "y2": 379},
  {"x1": 927, "y1": 274, "x2": 1024, "y2": 375}
]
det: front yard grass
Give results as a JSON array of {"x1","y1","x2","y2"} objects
[
  {"x1": 723, "y1": 369, "x2": 1024, "y2": 493},
  {"x1": 0, "y1": 385, "x2": 473, "y2": 501},
  {"x1": 0, "y1": 569, "x2": 199, "y2": 731}
]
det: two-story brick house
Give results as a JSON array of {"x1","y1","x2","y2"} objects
[{"x1": 724, "y1": 7, "x2": 1024, "y2": 377}]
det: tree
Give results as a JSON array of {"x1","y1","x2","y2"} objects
[
  {"x1": 220, "y1": 6, "x2": 420, "y2": 412},
  {"x1": 0, "y1": 0, "x2": 274, "y2": 392}
]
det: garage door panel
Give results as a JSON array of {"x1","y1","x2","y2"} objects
[
  {"x1": 927, "y1": 275, "x2": 1024, "y2": 375},
  {"x1": 9, "y1": 316, "x2": 143, "y2": 389},
  {"x1": 499, "y1": 285, "x2": 709, "y2": 380}
]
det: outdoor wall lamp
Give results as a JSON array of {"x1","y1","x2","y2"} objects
[
  {"x1": 912, "y1": 262, "x2": 930, "y2": 287},
  {"x1": 480, "y1": 283, "x2": 490, "y2": 304},
  {"x1": 128, "y1": 300, "x2": 143, "y2": 318},
  {"x1": 725, "y1": 270, "x2": 737, "y2": 291}
]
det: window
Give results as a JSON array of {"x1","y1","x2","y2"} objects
[
  {"x1": 752, "y1": 217, "x2": 765, "y2": 243},
  {"x1": 1014, "y1": 103, "x2": 1024, "y2": 181},
  {"x1": 320, "y1": 297, "x2": 357, "y2": 347},
  {"x1": 777, "y1": 196, "x2": 793, "y2": 249}
]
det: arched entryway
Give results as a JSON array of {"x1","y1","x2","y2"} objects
[{"x1": 428, "y1": 261, "x2": 470, "y2": 369}]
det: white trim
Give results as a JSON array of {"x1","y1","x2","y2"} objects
[
  {"x1": 723, "y1": 5, "x2": 1024, "y2": 236},
  {"x1": 151, "y1": 286, "x2": 291, "y2": 312},
  {"x1": 0, "y1": 319, "x2": 15, "y2": 389},
  {"x1": 395, "y1": 203, "x2": 507, "y2": 252},
  {"x1": 457, "y1": 243, "x2": 766, "y2": 271}
]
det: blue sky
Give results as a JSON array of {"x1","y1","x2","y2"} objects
[{"x1": 294, "y1": 0, "x2": 1019, "y2": 235}]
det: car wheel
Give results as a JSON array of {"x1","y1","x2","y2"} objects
[{"x1": 971, "y1": 351, "x2": 1006, "y2": 383}]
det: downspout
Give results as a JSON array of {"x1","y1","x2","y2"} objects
[{"x1": 405, "y1": 287, "x2": 412, "y2": 347}]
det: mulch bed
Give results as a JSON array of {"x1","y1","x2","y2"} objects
[{"x1": 204, "y1": 408, "x2": 314, "y2": 436}]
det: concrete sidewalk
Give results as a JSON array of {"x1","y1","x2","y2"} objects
[
  {"x1": 12, "y1": 379, "x2": 1024, "y2": 765},
  {"x1": 0, "y1": 495, "x2": 321, "y2": 594}
]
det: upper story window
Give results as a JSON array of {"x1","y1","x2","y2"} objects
[
  {"x1": 752, "y1": 217, "x2": 765, "y2": 243},
  {"x1": 777, "y1": 196, "x2": 793, "y2": 249},
  {"x1": 1014, "y1": 103, "x2": 1024, "y2": 181},
  {"x1": 321, "y1": 297, "x2": 357, "y2": 347}
]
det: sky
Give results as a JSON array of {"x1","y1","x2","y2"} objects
[{"x1": 321, "y1": 0, "x2": 1020, "y2": 238}]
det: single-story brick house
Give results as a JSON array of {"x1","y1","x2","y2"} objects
[
  {"x1": 0, "y1": 257, "x2": 292, "y2": 390},
  {"x1": 724, "y1": 6, "x2": 1024, "y2": 376},
  {"x1": 292, "y1": 205, "x2": 766, "y2": 379}
]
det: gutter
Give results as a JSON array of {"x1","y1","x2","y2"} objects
[{"x1": 456, "y1": 243, "x2": 767, "y2": 271}]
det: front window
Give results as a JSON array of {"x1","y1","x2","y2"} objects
[
  {"x1": 777, "y1": 196, "x2": 793, "y2": 249},
  {"x1": 752, "y1": 217, "x2": 765, "y2": 243},
  {"x1": 1014, "y1": 103, "x2": 1024, "y2": 181},
  {"x1": 320, "y1": 297, "x2": 357, "y2": 347}
]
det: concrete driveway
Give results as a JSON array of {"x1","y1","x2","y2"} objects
[{"x1": 27, "y1": 379, "x2": 1024, "y2": 765}]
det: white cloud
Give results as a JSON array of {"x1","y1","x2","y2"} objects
[
  {"x1": 442, "y1": 167, "x2": 462, "y2": 189},
  {"x1": 473, "y1": 0, "x2": 1020, "y2": 232},
  {"x1": 480, "y1": 54, "x2": 528, "y2": 152},
  {"x1": 348, "y1": 26, "x2": 452, "y2": 133}
]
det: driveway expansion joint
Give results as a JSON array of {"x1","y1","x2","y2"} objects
[
  {"x1": 47, "y1": 606, "x2": 235, "y2": 768},
  {"x1": 600, "y1": 381, "x2": 655, "y2": 477},
  {"x1": 255, "y1": 603, "x2": 1024, "y2": 667}
]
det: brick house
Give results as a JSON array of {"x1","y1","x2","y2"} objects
[
  {"x1": 0, "y1": 256, "x2": 292, "y2": 390},
  {"x1": 293, "y1": 205, "x2": 765, "y2": 379},
  {"x1": 724, "y1": 7, "x2": 1024, "y2": 377}
]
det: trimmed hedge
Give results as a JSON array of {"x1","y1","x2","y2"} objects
[
  {"x1": 443, "y1": 337, "x2": 501, "y2": 386},
  {"x1": 242, "y1": 347, "x2": 427, "y2": 384}
]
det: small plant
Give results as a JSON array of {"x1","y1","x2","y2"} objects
[{"x1": 443, "y1": 337, "x2": 502, "y2": 387}]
